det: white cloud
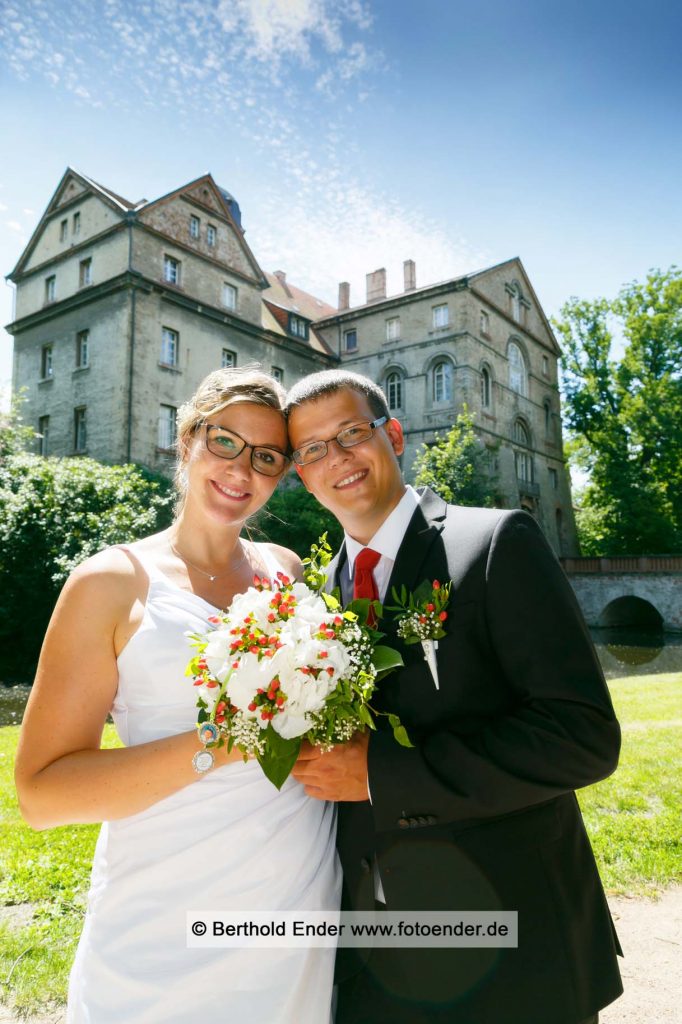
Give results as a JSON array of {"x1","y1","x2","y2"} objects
[
  {"x1": 6, "y1": 221, "x2": 23, "y2": 232},
  {"x1": 22, "y1": 208, "x2": 35, "y2": 215},
  {"x1": 0, "y1": 203, "x2": 7, "y2": 212}
]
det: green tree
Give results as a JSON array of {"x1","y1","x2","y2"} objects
[
  {"x1": 0, "y1": 454, "x2": 174, "y2": 681},
  {"x1": 412, "y1": 406, "x2": 498, "y2": 507},
  {"x1": 254, "y1": 482, "x2": 343, "y2": 555},
  {"x1": 0, "y1": 388, "x2": 36, "y2": 459},
  {"x1": 555, "y1": 267, "x2": 682, "y2": 555}
]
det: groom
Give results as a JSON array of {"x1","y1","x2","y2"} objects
[{"x1": 287, "y1": 370, "x2": 623, "y2": 1024}]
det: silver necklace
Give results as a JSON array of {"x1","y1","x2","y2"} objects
[{"x1": 170, "y1": 540, "x2": 249, "y2": 582}]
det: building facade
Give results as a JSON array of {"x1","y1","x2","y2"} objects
[
  {"x1": 315, "y1": 260, "x2": 577, "y2": 555},
  {"x1": 6, "y1": 169, "x2": 335, "y2": 474},
  {"x1": 6, "y1": 170, "x2": 578, "y2": 555}
]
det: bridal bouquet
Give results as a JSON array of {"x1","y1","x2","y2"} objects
[{"x1": 185, "y1": 537, "x2": 407, "y2": 789}]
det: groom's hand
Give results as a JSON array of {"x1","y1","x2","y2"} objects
[{"x1": 292, "y1": 731, "x2": 370, "y2": 801}]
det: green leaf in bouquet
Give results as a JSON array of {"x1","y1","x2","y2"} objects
[
  {"x1": 358, "y1": 704, "x2": 375, "y2": 729},
  {"x1": 371, "y1": 645, "x2": 404, "y2": 673},
  {"x1": 257, "y1": 731, "x2": 302, "y2": 790},
  {"x1": 411, "y1": 579, "x2": 435, "y2": 606},
  {"x1": 388, "y1": 714, "x2": 413, "y2": 748}
]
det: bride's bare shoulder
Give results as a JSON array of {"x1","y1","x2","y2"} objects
[
  {"x1": 258, "y1": 543, "x2": 304, "y2": 580},
  {"x1": 65, "y1": 534, "x2": 167, "y2": 606}
]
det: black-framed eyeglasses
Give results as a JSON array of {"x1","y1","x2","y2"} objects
[
  {"x1": 292, "y1": 416, "x2": 388, "y2": 467},
  {"x1": 203, "y1": 423, "x2": 291, "y2": 477}
]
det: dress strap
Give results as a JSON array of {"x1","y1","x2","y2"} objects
[
  {"x1": 110, "y1": 544, "x2": 166, "y2": 582},
  {"x1": 253, "y1": 542, "x2": 285, "y2": 583}
]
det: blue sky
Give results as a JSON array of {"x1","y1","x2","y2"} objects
[{"x1": 1, "y1": 0, "x2": 680, "y2": 400}]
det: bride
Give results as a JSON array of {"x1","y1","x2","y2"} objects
[{"x1": 15, "y1": 366, "x2": 341, "y2": 1023}]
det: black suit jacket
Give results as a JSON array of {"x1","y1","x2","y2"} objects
[{"x1": 329, "y1": 488, "x2": 623, "y2": 1024}]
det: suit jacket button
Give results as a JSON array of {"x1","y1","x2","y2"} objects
[
  {"x1": 360, "y1": 857, "x2": 371, "y2": 875},
  {"x1": 398, "y1": 818, "x2": 410, "y2": 829}
]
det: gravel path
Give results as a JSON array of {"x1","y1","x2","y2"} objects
[{"x1": 2, "y1": 888, "x2": 680, "y2": 1023}]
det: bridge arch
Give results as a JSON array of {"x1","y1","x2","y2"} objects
[{"x1": 597, "y1": 595, "x2": 664, "y2": 631}]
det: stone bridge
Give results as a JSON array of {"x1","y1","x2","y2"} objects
[{"x1": 559, "y1": 557, "x2": 682, "y2": 634}]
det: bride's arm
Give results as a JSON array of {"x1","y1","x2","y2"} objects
[{"x1": 14, "y1": 549, "x2": 243, "y2": 831}]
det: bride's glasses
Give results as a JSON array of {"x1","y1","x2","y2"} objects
[{"x1": 203, "y1": 423, "x2": 291, "y2": 477}]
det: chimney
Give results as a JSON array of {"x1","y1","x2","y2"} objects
[
  {"x1": 366, "y1": 268, "x2": 386, "y2": 303},
  {"x1": 338, "y1": 281, "x2": 350, "y2": 310},
  {"x1": 273, "y1": 270, "x2": 292, "y2": 297},
  {"x1": 403, "y1": 259, "x2": 416, "y2": 292}
]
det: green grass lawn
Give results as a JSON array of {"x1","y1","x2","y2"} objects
[{"x1": 1, "y1": 674, "x2": 681, "y2": 1016}]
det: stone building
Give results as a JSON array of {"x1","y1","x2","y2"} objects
[
  {"x1": 5, "y1": 168, "x2": 335, "y2": 473},
  {"x1": 5, "y1": 169, "x2": 578, "y2": 554},
  {"x1": 313, "y1": 259, "x2": 577, "y2": 555}
]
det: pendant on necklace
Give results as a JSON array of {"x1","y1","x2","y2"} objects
[{"x1": 208, "y1": 575, "x2": 217, "y2": 582}]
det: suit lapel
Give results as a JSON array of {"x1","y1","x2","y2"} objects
[{"x1": 385, "y1": 487, "x2": 447, "y2": 612}]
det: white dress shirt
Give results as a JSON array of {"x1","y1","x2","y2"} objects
[{"x1": 344, "y1": 485, "x2": 420, "y2": 602}]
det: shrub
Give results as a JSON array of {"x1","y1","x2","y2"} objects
[{"x1": 0, "y1": 454, "x2": 174, "y2": 682}]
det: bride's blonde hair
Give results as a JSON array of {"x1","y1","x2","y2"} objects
[{"x1": 174, "y1": 364, "x2": 286, "y2": 506}]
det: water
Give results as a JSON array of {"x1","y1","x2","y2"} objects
[{"x1": 2, "y1": 632, "x2": 680, "y2": 727}]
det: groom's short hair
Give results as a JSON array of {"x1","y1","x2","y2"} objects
[{"x1": 285, "y1": 370, "x2": 390, "y2": 420}]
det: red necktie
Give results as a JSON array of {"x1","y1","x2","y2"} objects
[{"x1": 353, "y1": 548, "x2": 381, "y2": 626}]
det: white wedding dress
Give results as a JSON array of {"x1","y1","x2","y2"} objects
[{"x1": 67, "y1": 545, "x2": 341, "y2": 1024}]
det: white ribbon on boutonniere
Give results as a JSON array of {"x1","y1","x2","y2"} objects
[
  {"x1": 386, "y1": 580, "x2": 452, "y2": 692},
  {"x1": 421, "y1": 639, "x2": 440, "y2": 690}
]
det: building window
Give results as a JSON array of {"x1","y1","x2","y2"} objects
[
  {"x1": 272, "y1": 366, "x2": 284, "y2": 383},
  {"x1": 221, "y1": 348, "x2": 236, "y2": 368},
  {"x1": 75, "y1": 330, "x2": 90, "y2": 368},
  {"x1": 289, "y1": 315, "x2": 307, "y2": 339},
  {"x1": 544, "y1": 401, "x2": 552, "y2": 435},
  {"x1": 508, "y1": 341, "x2": 528, "y2": 396},
  {"x1": 72, "y1": 211, "x2": 81, "y2": 235},
  {"x1": 60, "y1": 219, "x2": 68, "y2": 242},
  {"x1": 207, "y1": 225, "x2": 216, "y2": 247},
  {"x1": 549, "y1": 467, "x2": 558, "y2": 489},
  {"x1": 158, "y1": 404, "x2": 176, "y2": 451},
  {"x1": 386, "y1": 317, "x2": 400, "y2": 342},
  {"x1": 190, "y1": 215, "x2": 200, "y2": 239},
  {"x1": 513, "y1": 420, "x2": 532, "y2": 482},
  {"x1": 79, "y1": 258, "x2": 92, "y2": 287},
  {"x1": 74, "y1": 407, "x2": 87, "y2": 452},
  {"x1": 45, "y1": 275, "x2": 56, "y2": 303},
  {"x1": 222, "y1": 283, "x2": 237, "y2": 310},
  {"x1": 160, "y1": 327, "x2": 179, "y2": 366},
  {"x1": 481, "y1": 367, "x2": 491, "y2": 408},
  {"x1": 344, "y1": 329, "x2": 358, "y2": 352},
  {"x1": 433, "y1": 360, "x2": 453, "y2": 403},
  {"x1": 433, "y1": 304, "x2": 449, "y2": 329},
  {"x1": 385, "y1": 371, "x2": 403, "y2": 411},
  {"x1": 38, "y1": 415, "x2": 50, "y2": 456},
  {"x1": 542, "y1": 354, "x2": 549, "y2": 378},
  {"x1": 164, "y1": 255, "x2": 181, "y2": 285},
  {"x1": 480, "y1": 310, "x2": 490, "y2": 336},
  {"x1": 41, "y1": 344, "x2": 53, "y2": 379},
  {"x1": 510, "y1": 284, "x2": 522, "y2": 323}
]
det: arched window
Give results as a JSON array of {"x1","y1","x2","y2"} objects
[
  {"x1": 385, "y1": 371, "x2": 403, "y2": 412},
  {"x1": 433, "y1": 360, "x2": 453, "y2": 403},
  {"x1": 481, "y1": 366, "x2": 491, "y2": 408},
  {"x1": 544, "y1": 400, "x2": 551, "y2": 435},
  {"x1": 508, "y1": 342, "x2": 528, "y2": 396},
  {"x1": 513, "y1": 419, "x2": 532, "y2": 482}
]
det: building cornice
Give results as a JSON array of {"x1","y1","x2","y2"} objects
[
  {"x1": 314, "y1": 278, "x2": 468, "y2": 326},
  {"x1": 468, "y1": 284, "x2": 560, "y2": 357},
  {"x1": 5, "y1": 271, "x2": 151, "y2": 333},
  {"x1": 7, "y1": 222, "x2": 128, "y2": 283}
]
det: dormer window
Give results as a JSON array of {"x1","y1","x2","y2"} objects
[{"x1": 289, "y1": 315, "x2": 307, "y2": 339}]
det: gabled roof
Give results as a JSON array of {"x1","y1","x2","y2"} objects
[
  {"x1": 468, "y1": 256, "x2": 560, "y2": 355},
  {"x1": 8, "y1": 166, "x2": 135, "y2": 279},
  {"x1": 139, "y1": 173, "x2": 265, "y2": 284},
  {"x1": 263, "y1": 272, "x2": 336, "y2": 320}
]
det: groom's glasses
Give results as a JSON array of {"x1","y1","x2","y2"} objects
[
  {"x1": 292, "y1": 417, "x2": 388, "y2": 466},
  {"x1": 203, "y1": 424, "x2": 291, "y2": 477}
]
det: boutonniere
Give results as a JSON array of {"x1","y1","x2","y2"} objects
[{"x1": 386, "y1": 580, "x2": 452, "y2": 690}]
